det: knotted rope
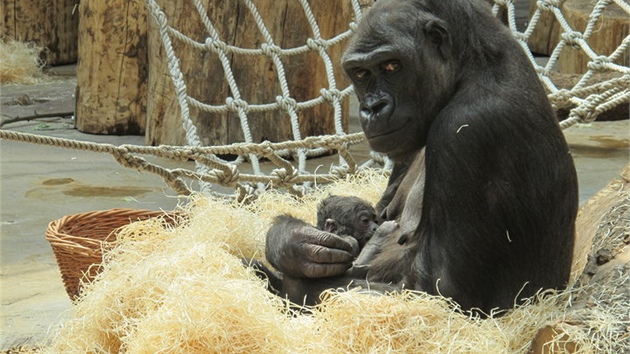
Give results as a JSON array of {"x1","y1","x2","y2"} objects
[{"x1": 2, "y1": 0, "x2": 628, "y2": 197}]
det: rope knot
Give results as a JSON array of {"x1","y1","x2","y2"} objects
[
  {"x1": 214, "y1": 165, "x2": 240, "y2": 187},
  {"x1": 587, "y1": 56, "x2": 612, "y2": 71},
  {"x1": 561, "y1": 31, "x2": 583, "y2": 49},
  {"x1": 549, "y1": 89, "x2": 573, "y2": 110},
  {"x1": 329, "y1": 164, "x2": 350, "y2": 179},
  {"x1": 276, "y1": 95, "x2": 298, "y2": 111},
  {"x1": 225, "y1": 97, "x2": 249, "y2": 112},
  {"x1": 512, "y1": 32, "x2": 527, "y2": 42},
  {"x1": 306, "y1": 38, "x2": 329, "y2": 52},
  {"x1": 205, "y1": 38, "x2": 228, "y2": 53},
  {"x1": 537, "y1": 0, "x2": 561, "y2": 11},
  {"x1": 258, "y1": 141, "x2": 276, "y2": 158},
  {"x1": 261, "y1": 43, "x2": 282, "y2": 57},
  {"x1": 320, "y1": 88, "x2": 341, "y2": 102},
  {"x1": 534, "y1": 66, "x2": 550, "y2": 76},
  {"x1": 569, "y1": 105, "x2": 596, "y2": 124},
  {"x1": 271, "y1": 168, "x2": 299, "y2": 187}
]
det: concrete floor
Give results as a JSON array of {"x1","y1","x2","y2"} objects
[
  {"x1": 1, "y1": 68, "x2": 629, "y2": 349},
  {"x1": 0, "y1": 79, "x2": 186, "y2": 348}
]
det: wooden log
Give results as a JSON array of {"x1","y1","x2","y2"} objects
[
  {"x1": 530, "y1": 322, "x2": 580, "y2": 354},
  {"x1": 557, "y1": 0, "x2": 629, "y2": 74},
  {"x1": 146, "y1": 0, "x2": 235, "y2": 146},
  {"x1": 530, "y1": 164, "x2": 630, "y2": 354},
  {"x1": 75, "y1": 0, "x2": 148, "y2": 135},
  {"x1": 146, "y1": 0, "x2": 351, "y2": 146},
  {"x1": 527, "y1": 0, "x2": 562, "y2": 56},
  {"x1": 572, "y1": 164, "x2": 630, "y2": 283},
  {"x1": 0, "y1": 0, "x2": 79, "y2": 65}
]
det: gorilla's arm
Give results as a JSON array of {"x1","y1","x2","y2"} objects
[
  {"x1": 265, "y1": 214, "x2": 356, "y2": 278},
  {"x1": 374, "y1": 161, "x2": 409, "y2": 219}
]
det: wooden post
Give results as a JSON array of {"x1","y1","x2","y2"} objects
[
  {"x1": 529, "y1": 164, "x2": 630, "y2": 354},
  {"x1": 530, "y1": 322, "x2": 580, "y2": 354},
  {"x1": 557, "y1": 0, "x2": 629, "y2": 74},
  {"x1": 75, "y1": 0, "x2": 148, "y2": 135},
  {"x1": 145, "y1": 0, "x2": 351, "y2": 146},
  {"x1": 146, "y1": 0, "x2": 236, "y2": 146},
  {"x1": 1, "y1": 0, "x2": 79, "y2": 65}
]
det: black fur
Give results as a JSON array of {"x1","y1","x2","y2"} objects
[
  {"x1": 260, "y1": 0, "x2": 578, "y2": 315},
  {"x1": 316, "y1": 195, "x2": 379, "y2": 248}
]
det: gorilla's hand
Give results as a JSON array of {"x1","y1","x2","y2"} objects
[
  {"x1": 266, "y1": 215, "x2": 355, "y2": 278},
  {"x1": 289, "y1": 225, "x2": 357, "y2": 278}
]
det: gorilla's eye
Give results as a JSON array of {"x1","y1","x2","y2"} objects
[
  {"x1": 353, "y1": 69, "x2": 369, "y2": 80},
  {"x1": 382, "y1": 60, "x2": 400, "y2": 73}
]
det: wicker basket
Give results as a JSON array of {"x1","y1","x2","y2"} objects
[{"x1": 45, "y1": 208, "x2": 181, "y2": 302}]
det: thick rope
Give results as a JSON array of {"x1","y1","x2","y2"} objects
[
  {"x1": 149, "y1": 0, "x2": 627, "y2": 139},
  {"x1": 0, "y1": 129, "x2": 367, "y2": 199},
  {"x1": 144, "y1": 0, "x2": 368, "y2": 194},
  {"x1": 2, "y1": 0, "x2": 628, "y2": 198},
  {"x1": 522, "y1": 0, "x2": 629, "y2": 130}
]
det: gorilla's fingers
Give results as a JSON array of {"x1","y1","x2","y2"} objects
[
  {"x1": 377, "y1": 220, "x2": 399, "y2": 235},
  {"x1": 305, "y1": 244, "x2": 354, "y2": 265},
  {"x1": 296, "y1": 226, "x2": 356, "y2": 253},
  {"x1": 302, "y1": 261, "x2": 352, "y2": 278}
]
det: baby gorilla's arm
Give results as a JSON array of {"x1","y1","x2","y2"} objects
[{"x1": 347, "y1": 220, "x2": 399, "y2": 277}]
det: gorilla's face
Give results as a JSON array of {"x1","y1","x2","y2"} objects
[{"x1": 342, "y1": 0, "x2": 455, "y2": 160}]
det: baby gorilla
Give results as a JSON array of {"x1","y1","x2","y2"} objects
[
  {"x1": 246, "y1": 195, "x2": 399, "y2": 306},
  {"x1": 317, "y1": 195, "x2": 399, "y2": 278},
  {"x1": 316, "y1": 195, "x2": 380, "y2": 256}
]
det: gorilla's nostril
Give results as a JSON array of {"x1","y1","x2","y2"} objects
[
  {"x1": 372, "y1": 101, "x2": 388, "y2": 114},
  {"x1": 361, "y1": 98, "x2": 390, "y2": 116}
]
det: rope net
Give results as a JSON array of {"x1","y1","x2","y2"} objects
[
  {"x1": 493, "y1": 0, "x2": 629, "y2": 128},
  {"x1": 1, "y1": 0, "x2": 628, "y2": 199},
  {"x1": 143, "y1": 0, "x2": 373, "y2": 197}
]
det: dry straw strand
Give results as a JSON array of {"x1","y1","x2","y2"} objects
[
  {"x1": 44, "y1": 173, "x2": 626, "y2": 353},
  {"x1": 0, "y1": 39, "x2": 47, "y2": 84}
]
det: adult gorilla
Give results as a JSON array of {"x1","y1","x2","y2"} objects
[{"x1": 264, "y1": 0, "x2": 578, "y2": 314}]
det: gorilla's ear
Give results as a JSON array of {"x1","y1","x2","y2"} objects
[
  {"x1": 324, "y1": 219, "x2": 339, "y2": 233},
  {"x1": 424, "y1": 20, "x2": 451, "y2": 60}
]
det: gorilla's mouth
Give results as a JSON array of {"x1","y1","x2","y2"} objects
[
  {"x1": 365, "y1": 128, "x2": 408, "y2": 154},
  {"x1": 368, "y1": 128, "x2": 400, "y2": 139},
  {"x1": 365, "y1": 121, "x2": 407, "y2": 140}
]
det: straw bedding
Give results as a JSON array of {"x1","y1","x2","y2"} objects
[
  {"x1": 0, "y1": 39, "x2": 47, "y2": 84},
  {"x1": 43, "y1": 171, "x2": 629, "y2": 353}
]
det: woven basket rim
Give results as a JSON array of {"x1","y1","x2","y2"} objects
[{"x1": 46, "y1": 208, "x2": 182, "y2": 302}]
